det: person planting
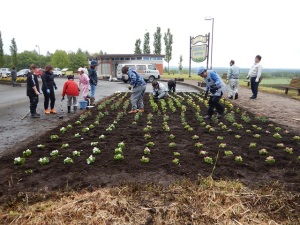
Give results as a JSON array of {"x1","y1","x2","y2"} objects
[{"x1": 151, "y1": 80, "x2": 168, "y2": 100}]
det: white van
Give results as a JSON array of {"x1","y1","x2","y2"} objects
[{"x1": 117, "y1": 64, "x2": 160, "y2": 83}]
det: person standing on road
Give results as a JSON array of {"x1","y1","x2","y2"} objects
[
  {"x1": 26, "y1": 64, "x2": 41, "y2": 118},
  {"x1": 78, "y1": 67, "x2": 90, "y2": 101},
  {"x1": 122, "y1": 66, "x2": 147, "y2": 114},
  {"x1": 62, "y1": 75, "x2": 79, "y2": 114},
  {"x1": 168, "y1": 79, "x2": 176, "y2": 93},
  {"x1": 89, "y1": 61, "x2": 98, "y2": 105},
  {"x1": 11, "y1": 66, "x2": 17, "y2": 87},
  {"x1": 226, "y1": 60, "x2": 240, "y2": 99},
  {"x1": 198, "y1": 67, "x2": 227, "y2": 119},
  {"x1": 247, "y1": 55, "x2": 263, "y2": 99},
  {"x1": 151, "y1": 80, "x2": 168, "y2": 99},
  {"x1": 41, "y1": 64, "x2": 57, "y2": 114}
]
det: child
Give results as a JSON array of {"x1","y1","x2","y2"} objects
[
  {"x1": 62, "y1": 75, "x2": 79, "y2": 113},
  {"x1": 26, "y1": 64, "x2": 41, "y2": 118},
  {"x1": 78, "y1": 67, "x2": 90, "y2": 103}
]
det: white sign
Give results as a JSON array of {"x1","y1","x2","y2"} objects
[
  {"x1": 191, "y1": 44, "x2": 207, "y2": 63},
  {"x1": 191, "y1": 35, "x2": 207, "y2": 45}
]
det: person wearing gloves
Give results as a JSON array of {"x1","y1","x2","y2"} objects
[
  {"x1": 247, "y1": 55, "x2": 263, "y2": 99},
  {"x1": 89, "y1": 60, "x2": 98, "y2": 105},
  {"x1": 62, "y1": 75, "x2": 79, "y2": 114},
  {"x1": 226, "y1": 60, "x2": 240, "y2": 99},
  {"x1": 26, "y1": 64, "x2": 41, "y2": 118},
  {"x1": 152, "y1": 80, "x2": 168, "y2": 100},
  {"x1": 168, "y1": 79, "x2": 176, "y2": 93},
  {"x1": 41, "y1": 64, "x2": 57, "y2": 114},
  {"x1": 198, "y1": 66, "x2": 227, "y2": 119},
  {"x1": 121, "y1": 66, "x2": 147, "y2": 114},
  {"x1": 78, "y1": 67, "x2": 90, "y2": 102}
]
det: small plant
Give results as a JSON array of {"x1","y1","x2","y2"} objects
[
  {"x1": 38, "y1": 157, "x2": 50, "y2": 165},
  {"x1": 144, "y1": 147, "x2": 151, "y2": 155},
  {"x1": 14, "y1": 157, "x2": 25, "y2": 165},
  {"x1": 209, "y1": 128, "x2": 215, "y2": 132},
  {"x1": 60, "y1": 127, "x2": 67, "y2": 134},
  {"x1": 293, "y1": 136, "x2": 300, "y2": 141},
  {"x1": 235, "y1": 135, "x2": 241, "y2": 139},
  {"x1": 274, "y1": 127, "x2": 281, "y2": 132},
  {"x1": 74, "y1": 133, "x2": 81, "y2": 138},
  {"x1": 114, "y1": 154, "x2": 124, "y2": 161},
  {"x1": 195, "y1": 142, "x2": 204, "y2": 148},
  {"x1": 217, "y1": 136, "x2": 223, "y2": 140},
  {"x1": 144, "y1": 134, "x2": 152, "y2": 140},
  {"x1": 50, "y1": 150, "x2": 59, "y2": 157},
  {"x1": 140, "y1": 156, "x2": 150, "y2": 163},
  {"x1": 173, "y1": 152, "x2": 181, "y2": 156},
  {"x1": 172, "y1": 158, "x2": 180, "y2": 165},
  {"x1": 235, "y1": 156, "x2": 243, "y2": 162},
  {"x1": 249, "y1": 143, "x2": 257, "y2": 148},
  {"x1": 91, "y1": 142, "x2": 98, "y2": 147},
  {"x1": 74, "y1": 121, "x2": 81, "y2": 125},
  {"x1": 118, "y1": 142, "x2": 125, "y2": 149},
  {"x1": 114, "y1": 147, "x2": 123, "y2": 154},
  {"x1": 82, "y1": 127, "x2": 90, "y2": 133},
  {"x1": 61, "y1": 143, "x2": 69, "y2": 149},
  {"x1": 277, "y1": 143, "x2": 284, "y2": 148},
  {"x1": 273, "y1": 133, "x2": 282, "y2": 139},
  {"x1": 50, "y1": 134, "x2": 59, "y2": 140},
  {"x1": 64, "y1": 157, "x2": 74, "y2": 164},
  {"x1": 146, "y1": 142, "x2": 155, "y2": 147},
  {"x1": 67, "y1": 124, "x2": 73, "y2": 129},
  {"x1": 37, "y1": 144, "x2": 45, "y2": 149},
  {"x1": 99, "y1": 134, "x2": 105, "y2": 139},
  {"x1": 265, "y1": 156, "x2": 275, "y2": 164},
  {"x1": 246, "y1": 129, "x2": 252, "y2": 133},
  {"x1": 224, "y1": 150, "x2": 233, "y2": 156},
  {"x1": 23, "y1": 149, "x2": 32, "y2": 157},
  {"x1": 89, "y1": 124, "x2": 95, "y2": 129},
  {"x1": 204, "y1": 156, "x2": 213, "y2": 164},
  {"x1": 168, "y1": 142, "x2": 176, "y2": 148},
  {"x1": 192, "y1": 135, "x2": 199, "y2": 140},
  {"x1": 298, "y1": 156, "x2": 300, "y2": 160},
  {"x1": 219, "y1": 143, "x2": 227, "y2": 148},
  {"x1": 93, "y1": 147, "x2": 101, "y2": 154},
  {"x1": 169, "y1": 134, "x2": 175, "y2": 140},
  {"x1": 259, "y1": 149, "x2": 268, "y2": 155},
  {"x1": 199, "y1": 150, "x2": 207, "y2": 155},
  {"x1": 86, "y1": 155, "x2": 95, "y2": 164},
  {"x1": 253, "y1": 134, "x2": 261, "y2": 138},
  {"x1": 284, "y1": 147, "x2": 293, "y2": 154},
  {"x1": 72, "y1": 150, "x2": 81, "y2": 157}
]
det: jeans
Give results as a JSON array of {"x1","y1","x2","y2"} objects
[
  {"x1": 207, "y1": 94, "x2": 224, "y2": 116},
  {"x1": 29, "y1": 96, "x2": 39, "y2": 115},
  {"x1": 131, "y1": 85, "x2": 146, "y2": 110},
  {"x1": 90, "y1": 84, "x2": 96, "y2": 98},
  {"x1": 43, "y1": 89, "x2": 55, "y2": 109},
  {"x1": 250, "y1": 77, "x2": 259, "y2": 98}
]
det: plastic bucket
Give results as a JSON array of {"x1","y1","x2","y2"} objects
[{"x1": 79, "y1": 101, "x2": 88, "y2": 109}]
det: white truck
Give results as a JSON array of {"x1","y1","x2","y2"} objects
[{"x1": 117, "y1": 64, "x2": 160, "y2": 83}]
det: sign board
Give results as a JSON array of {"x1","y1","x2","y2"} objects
[
  {"x1": 191, "y1": 44, "x2": 207, "y2": 63},
  {"x1": 191, "y1": 35, "x2": 207, "y2": 45}
]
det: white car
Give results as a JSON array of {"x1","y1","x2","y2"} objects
[
  {"x1": 0, "y1": 68, "x2": 11, "y2": 78},
  {"x1": 53, "y1": 68, "x2": 62, "y2": 77},
  {"x1": 117, "y1": 64, "x2": 160, "y2": 83},
  {"x1": 17, "y1": 69, "x2": 30, "y2": 77}
]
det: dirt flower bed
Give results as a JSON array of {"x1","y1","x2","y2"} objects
[{"x1": 0, "y1": 92, "x2": 299, "y2": 206}]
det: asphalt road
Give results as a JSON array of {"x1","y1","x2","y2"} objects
[{"x1": 0, "y1": 78, "x2": 198, "y2": 157}]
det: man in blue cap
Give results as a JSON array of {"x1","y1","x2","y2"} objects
[{"x1": 198, "y1": 66, "x2": 227, "y2": 119}]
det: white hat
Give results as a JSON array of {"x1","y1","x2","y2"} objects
[{"x1": 77, "y1": 67, "x2": 84, "y2": 72}]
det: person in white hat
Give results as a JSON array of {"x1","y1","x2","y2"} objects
[{"x1": 78, "y1": 67, "x2": 90, "y2": 102}]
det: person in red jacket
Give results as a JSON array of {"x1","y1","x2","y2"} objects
[{"x1": 62, "y1": 75, "x2": 79, "y2": 113}]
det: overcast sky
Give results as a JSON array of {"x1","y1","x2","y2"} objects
[{"x1": 1, "y1": 0, "x2": 299, "y2": 69}]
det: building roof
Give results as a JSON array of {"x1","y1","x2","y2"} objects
[{"x1": 89, "y1": 54, "x2": 165, "y2": 60}]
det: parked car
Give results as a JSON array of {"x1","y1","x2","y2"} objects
[
  {"x1": 53, "y1": 68, "x2": 62, "y2": 77},
  {"x1": 0, "y1": 68, "x2": 11, "y2": 78},
  {"x1": 117, "y1": 64, "x2": 160, "y2": 83},
  {"x1": 17, "y1": 69, "x2": 30, "y2": 77}
]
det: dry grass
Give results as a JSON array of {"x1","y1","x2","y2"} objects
[{"x1": 1, "y1": 178, "x2": 299, "y2": 224}]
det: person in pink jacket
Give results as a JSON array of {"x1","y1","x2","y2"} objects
[{"x1": 78, "y1": 67, "x2": 90, "y2": 102}]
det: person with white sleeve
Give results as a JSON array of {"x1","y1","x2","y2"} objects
[
  {"x1": 198, "y1": 67, "x2": 227, "y2": 119},
  {"x1": 151, "y1": 80, "x2": 168, "y2": 100},
  {"x1": 247, "y1": 55, "x2": 263, "y2": 99},
  {"x1": 227, "y1": 60, "x2": 240, "y2": 99}
]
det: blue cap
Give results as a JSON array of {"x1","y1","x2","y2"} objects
[
  {"x1": 91, "y1": 60, "x2": 98, "y2": 66},
  {"x1": 197, "y1": 66, "x2": 206, "y2": 75}
]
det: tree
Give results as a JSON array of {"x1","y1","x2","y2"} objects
[
  {"x1": 153, "y1": 26, "x2": 162, "y2": 54},
  {"x1": 18, "y1": 51, "x2": 39, "y2": 69},
  {"x1": 134, "y1": 39, "x2": 142, "y2": 54},
  {"x1": 178, "y1": 55, "x2": 183, "y2": 75},
  {"x1": 164, "y1": 28, "x2": 173, "y2": 74},
  {"x1": 10, "y1": 38, "x2": 18, "y2": 68},
  {"x1": 143, "y1": 32, "x2": 150, "y2": 54},
  {"x1": 50, "y1": 50, "x2": 71, "y2": 69},
  {"x1": 68, "y1": 49, "x2": 89, "y2": 71},
  {"x1": 0, "y1": 31, "x2": 4, "y2": 67}
]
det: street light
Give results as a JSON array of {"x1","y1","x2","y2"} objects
[
  {"x1": 205, "y1": 16, "x2": 214, "y2": 69},
  {"x1": 35, "y1": 45, "x2": 40, "y2": 67}
]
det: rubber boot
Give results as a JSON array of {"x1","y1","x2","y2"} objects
[
  {"x1": 67, "y1": 106, "x2": 71, "y2": 113},
  {"x1": 90, "y1": 97, "x2": 95, "y2": 106},
  {"x1": 73, "y1": 106, "x2": 77, "y2": 114}
]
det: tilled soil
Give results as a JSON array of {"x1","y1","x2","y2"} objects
[{"x1": 0, "y1": 92, "x2": 299, "y2": 207}]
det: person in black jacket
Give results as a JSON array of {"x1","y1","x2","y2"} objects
[
  {"x1": 11, "y1": 67, "x2": 17, "y2": 87},
  {"x1": 89, "y1": 60, "x2": 98, "y2": 105},
  {"x1": 41, "y1": 64, "x2": 57, "y2": 114},
  {"x1": 26, "y1": 64, "x2": 41, "y2": 118}
]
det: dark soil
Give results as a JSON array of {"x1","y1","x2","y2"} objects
[{"x1": 0, "y1": 92, "x2": 299, "y2": 207}]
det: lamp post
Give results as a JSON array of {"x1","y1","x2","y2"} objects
[
  {"x1": 35, "y1": 45, "x2": 40, "y2": 67},
  {"x1": 205, "y1": 16, "x2": 214, "y2": 69}
]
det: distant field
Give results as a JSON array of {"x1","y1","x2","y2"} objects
[{"x1": 260, "y1": 78, "x2": 291, "y2": 86}]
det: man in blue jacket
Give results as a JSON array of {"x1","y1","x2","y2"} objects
[
  {"x1": 122, "y1": 66, "x2": 147, "y2": 113},
  {"x1": 198, "y1": 66, "x2": 227, "y2": 119}
]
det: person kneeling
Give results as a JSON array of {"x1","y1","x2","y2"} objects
[{"x1": 152, "y1": 81, "x2": 168, "y2": 101}]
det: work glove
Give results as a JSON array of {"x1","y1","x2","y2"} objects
[
  {"x1": 209, "y1": 85, "x2": 218, "y2": 94},
  {"x1": 255, "y1": 78, "x2": 259, "y2": 82},
  {"x1": 204, "y1": 91, "x2": 209, "y2": 100},
  {"x1": 246, "y1": 75, "x2": 250, "y2": 79},
  {"x1": 61, "y1": 96, "x2": 65, "y2": 101},
  {"x1": 46, "y1": 89, "x2": 50, "y2": 94},
  {"x1": 128, "y1": 85, "x2": 132, "y2": 90},
  {"x1": 54, "y1": 86, "x2": 57, "y2": 90}
]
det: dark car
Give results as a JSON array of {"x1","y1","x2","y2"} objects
[{"x1": 17, "y1": 69, "x2": 30, "y2": 77}]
